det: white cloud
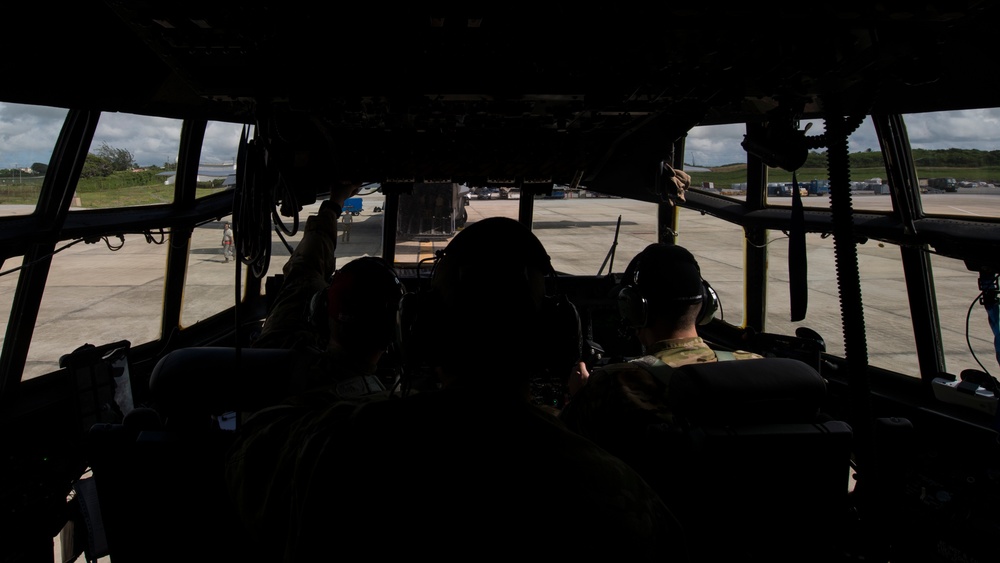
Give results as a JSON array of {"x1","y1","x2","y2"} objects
[
  {"x1": 684, "y1": 109, "x2": 1000, "y2": 167},
  {"x1": 685, "y1": 123, "x2": 747, "y2": 167},
  {"x1": 0, "y1": 103, "x2": 68, "y2": 167},
  {"x1": 2, "y1": 102, "x2": 998, "y2": 171},
  {"x1": 92, "y1": 113, "x2": 247, "y2": 167},
  {"x1": 904, "y1": 109, "x2": 1000, "y2": 151},
  {"x1": 203, "y1": 121, "x2": 250, "y2": 164}
]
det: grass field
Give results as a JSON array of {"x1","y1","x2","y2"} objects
[
  {"x1": 0, "y1": 176, "x2": 228, "y2": 207},
  {"x1": 1, "y1": 165, "x2": 997, "y2": 208},
  {"x1": 688, "y1": 165, "x2": 1000, "y2": 190}
]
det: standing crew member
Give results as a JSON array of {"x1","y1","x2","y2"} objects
[
  {"x1": 221, "y1": 222, "x2": 234, "y2": 262},
  {"x1": 340, "y1": 209, "x2": 352, "y2": 242}
]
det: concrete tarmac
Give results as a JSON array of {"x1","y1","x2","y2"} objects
[
  {"x1": 36, "y1": 187, "x2": 1000, "y2": 562},
  {"x1": 5, "y1": 188, "x2": 1000, "y2": 381}
]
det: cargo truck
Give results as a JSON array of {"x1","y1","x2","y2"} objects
[{"x1": 926, "y1": 177, "x2": 958, "y2": 192}]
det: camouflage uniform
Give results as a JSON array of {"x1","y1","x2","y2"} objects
[
  {"x1": 276, "y1": 216, "x2": 690, "y2": 560},
  {"x1": 254, "y1": 200, "x2": 341, "y2": 353},
  {"x1": 288, "y1": 387, "x2": 690, "y2": 561},
  {"x1": 226, "y1": 200, "x2": 387, "y2": 562},
  {"x1": 559, "y1": 336, "x2": 761, "y2": 496},
  {"x1": 561, "y1": 336, "x2": 760, "y2": 433}
]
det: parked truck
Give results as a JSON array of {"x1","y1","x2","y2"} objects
[
  {"x1": 926, "y1": 177, "x2": 958, "y2": 192},
  {"x1": 768, "y1": 183, "x2": 808, "y2": 197},
  {"x1": 806, "y1": 179, "x2": 830, "y2": 196},
  {"x1": 342, "y1": 197, "x2": 364, "y2": 216}
]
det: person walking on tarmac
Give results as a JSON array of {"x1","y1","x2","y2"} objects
[
  {"x1": 221, "y1": 222, "x2": 234, "y2": 262},
  {"x1": 340, "y1": 208, "x2": 352, "y2": 242}
]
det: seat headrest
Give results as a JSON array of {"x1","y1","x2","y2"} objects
[
  {"x1": 667, "y1": 357, "x2": 826, "y2": 426},
  {"x1": 149, "y1": 347, "x2": 303, "y2": 419}
]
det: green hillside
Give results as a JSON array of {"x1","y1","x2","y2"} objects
[
  {"x1": 688, "y1": 165, "x2": 1000, "y2": 191},
  {"x1": 687, "y1": 148, "x2": 1000, "y2": 190}
]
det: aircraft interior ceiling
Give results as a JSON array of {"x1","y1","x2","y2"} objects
[{"x1": 16, "y1": 4, "x2": 1000, "y2": 133}]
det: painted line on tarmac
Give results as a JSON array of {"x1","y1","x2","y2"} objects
[{"x1": 419, "y1": 240, "x2": 435, "y2": 264}]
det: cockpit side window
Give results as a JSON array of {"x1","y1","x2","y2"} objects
[
  {"x1": 765, "y1": 236, "x2": 923, "y2": 377},
  {"x1": 24, "y1": 234, "x2": 167, "y2": 380},
  {"x1": 180, "y1": 121, "x2": 253, "y2": 328},
  {"x1": 69, "y1": 112, "x2": 182, "y2": 211},
  {"x1": 193, "y1": 121, "x2": 242, "y2": 201},
  {"x1": 908, "y1": 108, "x2": 1000, "y2": 220},
  {"x1": 0, "y1": 102, "x2": 67, "y2": 216},
  {"x1": 673, "y1": 207, "x2": 748, "y2": 328},
  {"x1": 932, "y1": 253, "x2": 999, "y2": 379}
]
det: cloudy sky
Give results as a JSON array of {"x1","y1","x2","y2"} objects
[
  {"x1": 685, "y1": 109, "x2": 1000, "y2": 167},
  {"x1": 0, "y1": 104, "x2": 246, "y2": 170},
  {"x1": 2, "y1": 102, "x2": 999, "y2": 170}
]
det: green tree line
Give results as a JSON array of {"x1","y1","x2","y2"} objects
[
  {"x1": 81, "y1": 142, "x2": 138, "y2": 178},
  {"x1": 803, "y1": 148, "x2": 1000, "y2": 168},
  {"x1": 0, "y1": 162, "x2": 47, "y2": 179},
  {"x1": 0, "y1": 144, "x2": 214, "y2": 206},
  {"x1": 684, "y1": 148, "x2": 1000, "y2": 191}
]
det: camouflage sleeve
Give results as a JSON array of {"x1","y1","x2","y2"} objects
[
  {"x1": 279, "y1": 201, "x2": 340, "y2": 282},
  {"x1": 226, "y1": 396, "x2": 364, "y2": 561},
  {"x1": 559, "y1": 361, "x2": 673, "y2": 458},
  {"x1": 553, "y1": 421, "x2": 691, "y2": 560},
  {"x1": 559, "y1": 366, "x2": 622, "y2": 440},
  {"x1": 732, "y1": 349, "x2": 765, "y2": 360},
  {"x1": 254, "y1": 203, "x2": 341, "y2": 350}
]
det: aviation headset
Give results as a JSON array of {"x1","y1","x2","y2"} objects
[
  {"x1": 309, "y1": 256, "x2": 407, "y2": 350},
  {"x1": 617, "y1": 243, "x2": 719, "y2": 329},
  {"x1": 397, "y1": 217, "x2": 582, "y2": 378}
]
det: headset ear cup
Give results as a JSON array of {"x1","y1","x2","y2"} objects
[
  {"x1": 698, "y1": 279, "x2": 719, "y2": 326},
  {"x1": 397, "y1": 292, "x2": 421, "y2": 366},
  {"x1": 309, "y1": 287, "x2": 331, "y2": 345},
  {"x1": 384, "y1": 297, "x2": 403, "y2": 349},
  {"x1": 325, "y1": 257, "x2": 406, "y2": 351},
  {"x1": 398, "y1": 289, "x2": 445, "y2": 368},
  {"x1": 617, "y1": 286, "x2": 648, "y2": 328},
  {"x1": 543, "y1": 294, "x2": 583, "y2": 374}
]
